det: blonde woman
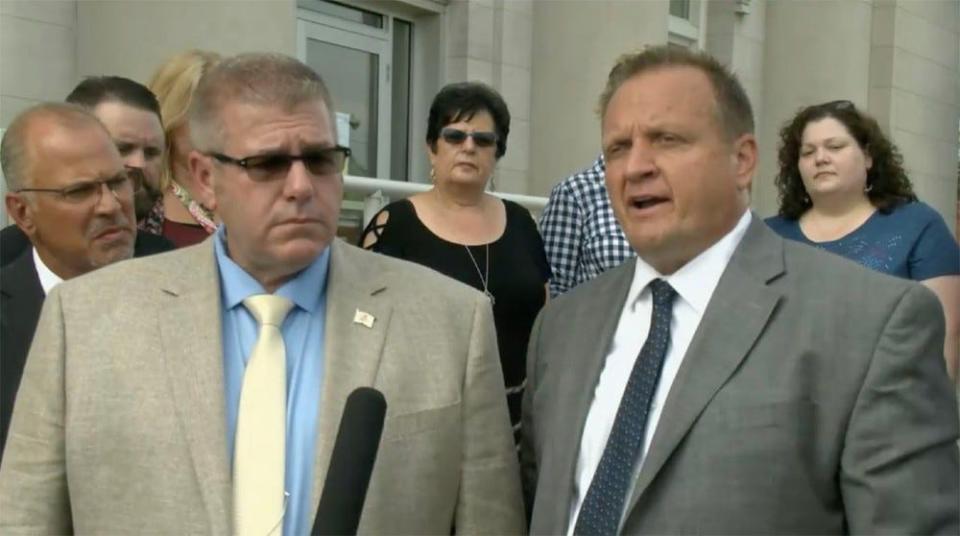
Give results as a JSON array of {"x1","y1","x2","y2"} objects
[{"x1": 139, "y1": 49, "x2": 221, "y2": 247}]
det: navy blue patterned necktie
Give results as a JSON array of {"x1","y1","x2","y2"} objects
[{"x1": 574, "y1": 278, "x2": 677, "y2": 536}]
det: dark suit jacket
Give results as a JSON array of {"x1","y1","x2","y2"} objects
[
  {"x1": 0, "y1": 250, "x2": 45, "y2": 464},
  {"x1": 0, "y1": 224, "x2": 174, "y2": 267},
  {"x1": 0, "y1": 228, "x2": 175, "y2": 462},
  {"x1": 522, "y1": 215, "x2": 960, "y2": 534}
]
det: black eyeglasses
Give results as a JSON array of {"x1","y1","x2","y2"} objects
[
  {"x1": 16, "y1": 170, "x2": 142, "y2": 205},
  {"x1": 439, "y1": 127, "x2": 498, "y2": 148},
  {"x1": 207, "y1": 146, "x2": 352, "y2": 182}
]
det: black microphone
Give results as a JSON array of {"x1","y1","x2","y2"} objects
[{"x1": 311, "y1": 387, "x2": 387, "y2": 535}]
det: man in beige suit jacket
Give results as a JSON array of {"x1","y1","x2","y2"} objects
[{"x1": 0, "y1": 53, "x2": 524, "y2": 535}]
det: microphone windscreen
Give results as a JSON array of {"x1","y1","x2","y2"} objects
[{"x1": 312, "y1": 387, "x2": 387, "y2": 536}]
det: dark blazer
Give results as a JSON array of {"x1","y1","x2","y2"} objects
[
  {"x1": 0, "y1": 227, "x2": 175, "y2": 462},
  {"x1": 0, "y1": 250, "x2": 45, "y2": 464},
  {"x1": 0, "y1": 224, "x2": 175, "y2": 267},
  {"x1": 522, "y1": 215, "x2": 959, "y2": 534}
]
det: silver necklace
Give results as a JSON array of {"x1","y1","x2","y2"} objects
[{"x1": 464, "y1": 244, "x2": 495, "y2": 305}]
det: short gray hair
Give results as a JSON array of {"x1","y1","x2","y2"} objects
[
  {"x1": 1, "y1": 102, "x2": 105, "y2": 191},
  {"x1": 598, "y1": 45, "x2": 754, "y2": 140},
  {"x1": 188, "y1": 53, "x2": 335, "y2": 150}
]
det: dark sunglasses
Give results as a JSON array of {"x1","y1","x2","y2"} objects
[
  {"x1": 440, "y1": 127, "x2": 498, "y2": 148},
  {"x1": 207, "y1": 146, "x2": 352, "y2": 182}
]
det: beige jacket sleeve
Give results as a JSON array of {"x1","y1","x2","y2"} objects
[
  {"x1": 455, "y1": 295, "x2": 526, "y2": 535},
  {"x1": 0, "y1": 286, "x2": 73, "y2": 534}
]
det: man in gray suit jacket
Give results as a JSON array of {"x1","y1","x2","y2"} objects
[
  {"x1": 521, "y1": 46, "x2": 959, "y2": 535},
  {"x1": 0, "y1": 53, "x2": 524, "y2": 535}
]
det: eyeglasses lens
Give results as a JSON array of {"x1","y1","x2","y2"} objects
[
  {"x1": 62, "y1": 173, "x2": 136, "y2": 203},
  {"x1": 245, "y1": 150, "x2": 348, "y2": 181},
  {"x1": 441, "y1": 128, "x2": 497, "y2": 148}
]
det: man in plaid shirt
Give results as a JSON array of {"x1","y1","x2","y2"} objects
[{"x1": 539, "y1": 155, "x2": 635, "y2": 297}]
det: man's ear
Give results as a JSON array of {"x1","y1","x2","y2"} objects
[
  {"x1": 6, "y1": 192, "x2": 37, "y2": 239},
  {"x1": 732, "y1": 133, "x2": 758, "y2": 192},
  {"x1": 189, "y1": 150, "x2": 217, "y2": 212}
]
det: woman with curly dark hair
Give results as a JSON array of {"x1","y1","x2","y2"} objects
[{"x1": 767, "y1": 100, "x2": 959, "y2": 380}]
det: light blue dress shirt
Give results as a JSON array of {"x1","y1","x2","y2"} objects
[{"x1": 214, "y1": 227, "x2": 328, "y2": 536}]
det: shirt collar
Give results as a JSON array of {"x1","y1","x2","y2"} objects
[
  {"x1": 628, "y1": 210, "x2": 752, "y2": 314},
  {"x1": 213, "y1": 225, "x2": 330, "y2": 313},
  {"x1": 32, "y1": 247, "x2": 64, "y2": 295}
]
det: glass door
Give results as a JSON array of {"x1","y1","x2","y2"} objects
[{"x1": 298, "y1": 18, "x2": 391, "y2": 179}]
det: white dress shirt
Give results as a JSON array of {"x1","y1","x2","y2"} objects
[
  {"x1": 32, "y1": 248, "x2": 63, "y2": 295},
  {"x1": 567, "y1": 211, "x2": 752, "y2": 533}
]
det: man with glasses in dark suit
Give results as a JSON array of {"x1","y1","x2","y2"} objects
[
  {"x1": 0, "y1": 102, "x2": 147, "y2": 461},
  {"x1": 1, "y1": 77, "x2": 173, "y2": 266}
]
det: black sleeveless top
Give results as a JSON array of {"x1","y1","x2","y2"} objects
[{"x1": 359, "y1": 198, "x2": 550, "y2": 441}]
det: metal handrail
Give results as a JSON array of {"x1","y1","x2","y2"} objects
[{"x1": 343, "y1": 174, "x2": 548, "y2": 227}]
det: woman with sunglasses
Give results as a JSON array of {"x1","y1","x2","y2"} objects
[
  {"x1": 767, "y1": 100, "x2": 959, "y2": 381},
  {"x1": 359, "y1": 82, "x2": 550, "y2": 444}
]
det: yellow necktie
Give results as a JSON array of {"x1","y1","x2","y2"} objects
[{"x1": 234, "y1": 294, "x2": 294, "y2": 536}]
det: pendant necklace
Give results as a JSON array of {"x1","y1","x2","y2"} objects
[{"x1": 464, "y1": 244, "x2": 495, "y2": 305}]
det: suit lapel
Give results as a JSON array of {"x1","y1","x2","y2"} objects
[
  {"x1": 539, "y1": 259, "x2": 636, "y2": 532},
  {"x1": 310, "y1": 241, "x2": 392, "y2": 513},
  {"x1": 157, "y1": 242, "x2": 231, "y2": 533},
  {"x1": 624, "y1": 217, "x2": 785, "y2": 516}
]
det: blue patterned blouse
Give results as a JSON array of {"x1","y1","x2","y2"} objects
[{"x1": 765, "y1": 201, "x2": 960, "y2": 280}]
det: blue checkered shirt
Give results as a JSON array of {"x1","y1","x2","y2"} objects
[{"x1": 540, "y1": 155, "x2": 635, "y2": 297}]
